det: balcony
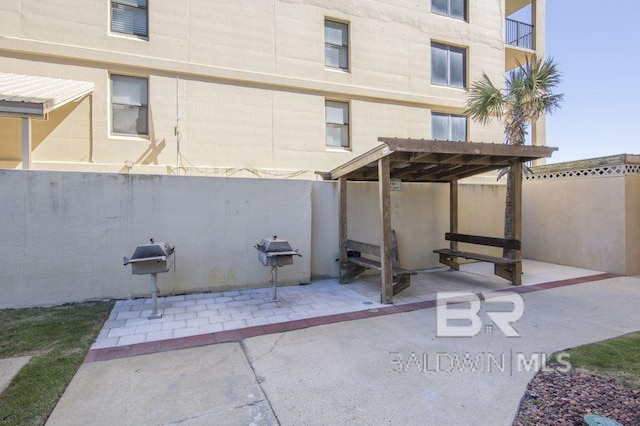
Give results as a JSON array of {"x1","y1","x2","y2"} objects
[
  {"x1": 505, "y1": 17, "x2": 534, "y2": 71},
  {"x1": 506, "y1": 18, "x2": 533, "y2": 49}
]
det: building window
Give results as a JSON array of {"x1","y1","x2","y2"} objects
[
  {"x1": 326, "y1": 101, "x2": 349, "y2": 148},
  {"x1": 111, "y1": 0, "x2": 148, "y2": 37},
  {"x1": 431, "y1": 42, "x2": 466, "y2": 88},
  {"x1": 432, "y1": 113, "x2": 467, "y2": 141},
  {"x1": 111, "y1": 74, "x2": 148, "y2": 136},
  {"x1": 432, "y1": 0, "x2": 466, "y2": 20},
  {"x1": 325, "y1": 20, "x2": 349, "y2": 70}
]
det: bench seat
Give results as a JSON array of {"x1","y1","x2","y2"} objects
[
  {"x1": 347, "y1": 256, "x2": 417, "y2": 276},
  {"x1": 433, "y1": 248, "x2": 519, "y2": 265}
]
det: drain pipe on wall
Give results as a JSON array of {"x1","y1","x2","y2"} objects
[{"x1": 175, "y1": 76, "x2": 181, "y2": 175}]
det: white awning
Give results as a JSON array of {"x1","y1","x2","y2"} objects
[{"x1": 0, "y1": 73, "x2": 94, "y2": 119}]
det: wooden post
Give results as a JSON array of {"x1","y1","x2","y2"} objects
[
  {"x1": 511, "y1": 160, "x2": 523, "y2": 285},
  {"x1": 378, "y1": 156, "x2": 393, "y2": 304},
  {"x1": 449, "y1": 179, "x2": 460, "y2": 271},
  {"x1": 338, "y1": 177, "x2": 348, "y2": 284},
  {"x1": 21, "y1": 118, "x2": 31, "y2": 170},
  {"x1": 496, "y1": 160, "x2": 523, "y2": 285}
]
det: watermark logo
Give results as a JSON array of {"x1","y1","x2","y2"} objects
[
  {"x1": 436, "y1": 291, "x2": 524, "y2": 337},
  {"x1": 389, "y1": 351, "x2": 571, "y2": 374}
]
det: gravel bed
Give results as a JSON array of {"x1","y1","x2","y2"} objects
[{"x1": 513, "y1": 365, "x2": 640, "y2": 425}]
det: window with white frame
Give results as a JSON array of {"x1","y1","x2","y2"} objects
[
  {"x1": 432, "y1": 0, "x2": 466, "y2": 20},
  {"x1": 325, "y1": 20, "x2": 349, "y2": 70},
  {"x1": 111, "y1": 0, "x2": 148, "y2": 37},
  {"x1": 431, "y1": 42, "x2": 466, "y2": 88},
  {"x1": 111, "y1": 74, "x2": 148, "y2": 136},
  {"x1": 326, "y1": 101, "x2": 349, "y2": 148},
  {"x1": 432, "y1": 113, "x2": 467, "y2": 141}
]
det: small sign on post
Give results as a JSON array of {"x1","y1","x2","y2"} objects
[{"x1": 390, "y1": 178, "x2": 402, "y2": 191}]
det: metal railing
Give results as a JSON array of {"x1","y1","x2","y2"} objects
[{"x1": 506, "y1": 18, "x2": 533, "y2": 49}]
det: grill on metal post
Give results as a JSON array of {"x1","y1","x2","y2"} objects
[
  {"x1": 123, "y1": 238, "x2": 175, "y2": 319},
  {"x1": 254, "y1": 236, "x2": 301, "y2": 302}
]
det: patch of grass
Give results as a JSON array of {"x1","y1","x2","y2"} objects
[
  {"x1": 554, "y1": 331, "x2": 640, "y2": 388},
  {"x1": 0, "y1": 301, "x2": 112, "y2": 425}
]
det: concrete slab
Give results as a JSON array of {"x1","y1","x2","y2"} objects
[
  {"x1": 243, "y1": 276, "x2": 640, "y2": 425},
  {"x1": 46, "y1": 343, "x2": 277, "y2": 426},
  {"x1": 48, "y1": 275, "x2": 640, "y2": 425},
  {"x1": 0, "y1": 356, "x2": 31, "y2": 394}
]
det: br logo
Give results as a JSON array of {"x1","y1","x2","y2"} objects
[{"x1": 436, "y1": 291, "x2": 524, "y2": 337}]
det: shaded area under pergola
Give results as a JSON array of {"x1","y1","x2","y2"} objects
[{"x1": 319, "y1": 138, "x2": 557, "y2": 304}]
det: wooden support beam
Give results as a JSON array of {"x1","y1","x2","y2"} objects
[
  {"x1": 378, "y1": 156, "x2": 393, "y2": 304},
  {"x1": 512, "y1": 160, "x2": 523, "y2": 284},
  {"x1": 495, "y1": 161, "x2": 523, "y2": 285},
  {"x1": 449, "y1": 180, "x2": 460, "y2": 271},
  {"x1": 338, "y1": 177, "x2": 349, "y2": 284}
]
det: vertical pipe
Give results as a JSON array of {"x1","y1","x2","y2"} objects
[{"x1": 21, "y1": 118, "x2": 31, "y2": 170}]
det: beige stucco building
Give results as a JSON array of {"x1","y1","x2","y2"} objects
[{"x1": 0, "y1": 0, "x2": 545, "y2": 177}]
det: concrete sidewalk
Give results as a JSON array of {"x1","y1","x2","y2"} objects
[{"x1": 46, "y1": 275, "x2": 640, "y2": 425}]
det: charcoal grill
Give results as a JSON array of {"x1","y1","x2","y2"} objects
[
  {"x1": 254, "y1": 236, "x2": 301, "y2": 301},
  {"x1": 123, "y1": 239, "x2": 175, "y2": 319}
]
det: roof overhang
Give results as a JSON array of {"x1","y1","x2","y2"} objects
[
  {"x1": 319, "y1": 138, "x2": 558, "y2": 182},
  {"x1": 0, "y1": 73, "x2": 94, "y2": 119}
]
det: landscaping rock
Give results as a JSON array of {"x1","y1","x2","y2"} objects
[{"x1": 513, "y1": 366, "x2": 640, "y2": 425}]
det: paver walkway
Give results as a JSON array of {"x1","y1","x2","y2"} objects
[{"x1": 88, "y1": 260, "x2": 612, "y2": 361}]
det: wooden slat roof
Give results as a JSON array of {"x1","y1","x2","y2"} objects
[{"x1": 320, "y1": 138, "x2": 558, "y2": 182}]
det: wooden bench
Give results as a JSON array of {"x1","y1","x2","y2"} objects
[
  {"x1": 341, "y1": 239, "x2": 416, "y2": 295},
  {"x1": 433, "y1": 233, "x2": 522, "y2": 285}
]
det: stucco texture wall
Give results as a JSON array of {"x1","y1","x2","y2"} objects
[
  {"x1": 522, "y1": 177, "x2": 630, "y2": 274},
  {"x1": 1, "y1": 170, "x2": 510, "y2": 307},
  {"x1": 0, "y1": 170, "x2": 312, "y2": 308},
  {"x1": 0, "y1": 0, "x2": 507, "y2": 175}
]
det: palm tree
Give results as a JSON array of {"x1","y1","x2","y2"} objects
[{"x1": 465, "y1": 56, "x2": 563, "y2": 257}]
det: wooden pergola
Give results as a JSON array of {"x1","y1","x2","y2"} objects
[{"x1": 319, "y1": 138, "x2": 557, "y2": 304}]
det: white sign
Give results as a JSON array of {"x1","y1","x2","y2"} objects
[{"x1": 390, "y1": 178, "x2": 402, "y2": 191}]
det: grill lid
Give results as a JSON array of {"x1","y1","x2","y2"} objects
[
  {"x1": 255, "y1": 236, "x2": 295, "y2": 253},
  {"x1": 124, "y1": 239, "x2": 175, "y2": 266},
  {"x1": 131, "y1": 241, "x2": 174, "y2": 259}
]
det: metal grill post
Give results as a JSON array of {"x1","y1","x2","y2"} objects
[
  {"x1": 270, "y1": 265, "x2": 279, "y2": 302},
  {"x1": 149, "y1": 273, "x2": 162, "y2": 319}
]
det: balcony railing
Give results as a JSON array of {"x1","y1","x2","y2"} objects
[{"x1": 506, "y1": 18, "x2": 533, "y2": 49}]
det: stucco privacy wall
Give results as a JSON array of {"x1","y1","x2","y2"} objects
[
  {"x1": 522, "y1": 176, "x2": 637, "y2": 275},
  {"x1": 0, "y1": 170, "x2": 313, "y2": 308},
  {"x1": 1, "y1": 170, "x2": 510, "y2": 307},
  {"x1": 625, "y1": 176, "x2": 640, "y2": 275}
]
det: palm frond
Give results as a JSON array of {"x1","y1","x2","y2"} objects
[{"x1": 465, "y1": 73, "x2": 504, "y2": 125}]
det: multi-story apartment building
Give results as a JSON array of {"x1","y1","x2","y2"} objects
[{"x1": 0, "y1": 0, "x2": 544, "y2": 178}]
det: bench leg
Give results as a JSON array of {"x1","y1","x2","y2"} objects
[
  {"x1": 495, "y1": 263, "x2": 522, "y2": 286},
  {"x1": 392, "y1": 274, "x2": 411, "y2": 296},
  {"x1": 438, "y1": 253, "x2": 460, "y2": 271},
  {"x1": 340, "y1": 262, "x2": 365, "y2": 284}
]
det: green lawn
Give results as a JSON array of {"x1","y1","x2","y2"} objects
[
  {"x1": 556, "y1": 331, "x2": 640, "y2": 388},
  {"x1": 0, "y1": 301, "x2": 112, "y2": 425}
]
